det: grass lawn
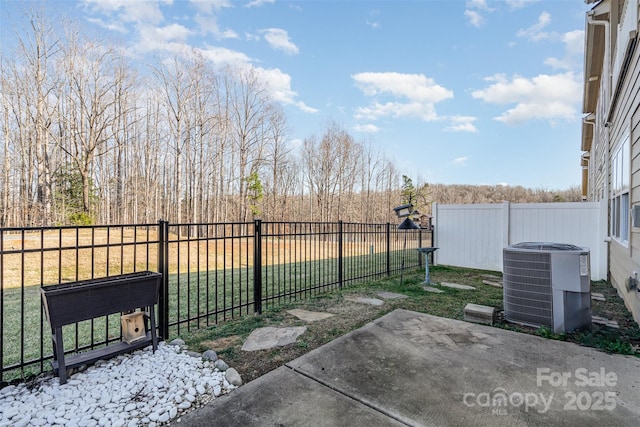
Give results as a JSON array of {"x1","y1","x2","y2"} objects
[
  {"x1": 4, "y1": 263, "x2": 638, "y2": 385},
  {"x1": 181, "y1": 265, "x2": 640, "y2": 384},
  {"x1": 1, "y1": 248, "x2": 420, "y2": 383}
]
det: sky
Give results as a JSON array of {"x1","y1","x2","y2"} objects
[{"x1": 0, "y1": 0, "x2": 592, "y2": 190}]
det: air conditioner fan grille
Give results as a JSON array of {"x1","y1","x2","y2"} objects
[{"x1": 503, "y1": 250, "x2": 553, "y2": 328}]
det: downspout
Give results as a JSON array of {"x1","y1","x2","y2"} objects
[
  {"x1": 583, "y1": 115, "x2": 595, "y2": 200},
  {"x1": 587, "y1": 12, "x2": 611, "y2": 238}
]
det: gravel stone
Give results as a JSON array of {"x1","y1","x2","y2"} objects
[
  {"x1": 202, "y1": 350, "x2": 218, "y2": 361},
  {"x1": 225, "y1": 368, "x2": 243, "y2": 386},
  {"x1": 214, "y1": 359, "x2": 229, "y2": 371},
  {"x1": 0, "y1": 343, "x2": 240, "y2": 427}
]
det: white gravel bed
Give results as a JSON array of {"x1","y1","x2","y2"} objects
[{"x1": 0, "y1": 342, "x2": 241, "y2": 427}]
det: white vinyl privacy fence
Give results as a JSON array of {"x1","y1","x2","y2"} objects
[{"x1": 432, "y1": 201, "x2": 607, "y2": 280}]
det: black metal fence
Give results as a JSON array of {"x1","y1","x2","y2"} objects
[{"x1": 1, "y1": 220, "x2": 429, "y2": 383}]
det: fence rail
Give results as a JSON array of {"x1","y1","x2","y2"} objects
[{"x1": 1, "y1": 220, "x2": 429, "y2": 383}]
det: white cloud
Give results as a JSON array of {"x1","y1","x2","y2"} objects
[
  {"x1": 544, "y1": 30, "x2": 584, "y2": 70},
  {"x1": 190, "y1": 1, "x2": 236, "y2": 38},
  {"x1": 464, "y1": 10, "x2": 485, "y2": 28},
  {"x1": 366, "y1": 9, "x2": 381, "y2": 29},
  {"x1": 220, "y1": 29, "x2": 239, "y2": 39},
  {"x1": 471, "y1": 72, "x2": 581, "y2": 124},
  {"x1": 81, "y1": 0, "x2": 169, "y2": 25},
  {"x1": 464, "y1": 0, "x2": 493, "y2": 28},
  {"x1": 352, "y1": 72, "x2": 452, "y2": 122},
  {"x1": 84, "y1": 0, "x2": 312, "y2": 114},
  {"x1": 516, "y1": 11, "x2": 552, "y2": 41},
  {"x1": 254, "y1": 67, "x2": 318, "y2": 113},
  {"x1": 353, "y1": 72, "x2": 452, "y2": 103},
  {"x1": 86, "y1": 17, "x2": 127, "y2": 33},
  {"x1": 193, "y1": 12, "x2": 238, "y2": 39},
  {"x1": 561, "y1": 30, "x2": 584, "y2": 58},
  {"x1": 199, "y1": 45, "x2": 252, "y2": 65},
  {"x1": 355, "y1": 101, "x2": 438, "y2": 121},
  {"x1": 515, "y1": 14, "x2": 584, "y2": 72},
  {"x1": 190, "y1": 0, "x2": 232, "y2": 14},
  {"x1": 246, "y1": 0, "x2": 275, "y2": 8},
  {"x1": 505, "y1": 0, "x2": 540, "y2": 10},
  {"x1": 445, "y1": 116, "x2": 478, "y2": 133},
  {"x1": 453, "y1": 157, "x2": 468, "y2": 166},
  {"x1": 138, "y1": 23, "x2": 193, "y2": 50},
  {"x1": 353, "y1": 124, "x2": 381, "y2": 133},
  {"x1": 467, "y1": 0, "x2": 491, "y2": 11},
  {"x1": 260, "y1": 28, "x2": 299, "y2": 54}
]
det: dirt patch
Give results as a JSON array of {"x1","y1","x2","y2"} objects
[{"x1": 201, "y1": 336, "x2": 242, "y2": 350}]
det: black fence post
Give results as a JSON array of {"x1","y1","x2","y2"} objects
[
  {"x1": 253, "y1": 219, "x2": 263, "y2": 314},
  {"x1": 338, "y1": 220, "x2": 343, "y2": 289},
  {"x1": 386, "y1": 222, "x2": 391, "y2": 276},
  {"x1": 157, "y1": 220, "x2": 170, "y2": 340}
]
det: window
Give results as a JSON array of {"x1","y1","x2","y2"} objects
[{"x1": 611, "y1": 132, "x2": 630, "y2": 244}]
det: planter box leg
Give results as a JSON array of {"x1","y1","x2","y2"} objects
[
  {"x1": 53, "y1": 327, "x2": 68, "y2": 385},
  {"x1": 149, "y1": 305, "x2": 157, "y2": 351}
]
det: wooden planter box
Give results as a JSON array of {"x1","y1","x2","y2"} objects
[{"x1": 40, "y1": 271, "x2": 162, "y2": 384}]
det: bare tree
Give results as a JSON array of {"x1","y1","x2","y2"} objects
[
  {"x1": 302, "y1": 122, "x2": 363, "y2": 221},
  {"x1": 1, "y1": 11, "x2": 62, "y2": 225},
  {"x1": 152, "y1": 56, "x2": 196, "y2": 223},
  {"x1": 261, "y1": 104, "x2": 295, "y2": 221},
  {"x1": 54, "y1": 31, "x2": 128, "y2": 222},
  {"x1": 225, "y1": 66, "x2": 271, "y2": 222}
]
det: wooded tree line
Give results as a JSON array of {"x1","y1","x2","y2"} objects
[{"x1": 0, "y1": 13, "x2": 581, "y2": 228}]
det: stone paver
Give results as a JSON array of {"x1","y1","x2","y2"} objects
[
  {"x1": 440, "y1": 282, "x2": 476, "y2": 290},
  {"x1": 287, "y1": 309, "x2": 335, "y2": 322},
  {"x1": 422, "y1": 286, "x2": 445, "y2": 293},
  {"x1": 481, "y1": 279, "x2": 502, "y2": 288},
  {"x1": 242, "y1": 326, "x2": 307, "y2": 351},
  {"x1": 463, "y1": 303, "x2": 496, "y2": 325},
  {"x1": 592, "y1": 315, "x2": 619, "y2": 328},
  {"x1": 344, "y1": 296, "x2": 384, "y2": 306},
  {"x1": 377, "y1": 291, "x2": 408, "y2": 300}
]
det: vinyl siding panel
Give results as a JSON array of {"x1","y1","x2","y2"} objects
[{"x1": 609, "y1": 18, "x2": 640, "y2": 321}]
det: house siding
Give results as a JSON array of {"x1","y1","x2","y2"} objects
[
  {"x1": 584, "y1": 0, "x2": 640, "y2": 324},
  {"x1": 609, "y1": 22, "x2": 640, "y2": 322}
]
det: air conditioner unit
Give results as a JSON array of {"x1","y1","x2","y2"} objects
[{"x1": 503, "y1": 242, "x2": 591, "y2": 333}]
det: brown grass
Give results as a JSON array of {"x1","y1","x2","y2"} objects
[{"x1": 1, "y1": 229, "x2": 418, "y2": 289}]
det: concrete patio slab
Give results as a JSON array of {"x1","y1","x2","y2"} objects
[
  {"x1": 177, "y1": 366, "x2": 405, "y2": 427},
  {"x1": 178, "y1": 310, "x2": 640, "y2": 426},
  {"x1": 287, "y1": 310, "x2": 640, "y2": 426}
]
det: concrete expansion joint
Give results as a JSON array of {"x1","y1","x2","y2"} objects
[{"x1": 284, "y1": 364, "x2": 420, "y2": 427}]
